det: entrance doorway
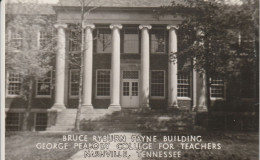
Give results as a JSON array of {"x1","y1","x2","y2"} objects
[{"x1": 121, "y1": 71, "x2": 140, "y2": 108}]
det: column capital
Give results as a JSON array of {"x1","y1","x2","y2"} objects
[
  {"x1": 166, "y1": 25, "x2": 179, "y2": 30},
  {"x1": 54, "y1": 23, "x2": 68, "y2": 29},
  {"x1": 109, "y1": 24, "x2": 123, "y2": 30},
  {"x1": 139, "y1": 24, "x2": 152, "y2": 30},
  {"x1": 83, "y1": 23, "x2": 95, "y2": 30}
]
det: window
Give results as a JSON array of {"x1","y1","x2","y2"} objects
[
  {"x1": 123, "y1": 71, "x2": 139, "y2": 79},
  {"x1": 35, "y1": 113, "x2": 48, "y2": 131},
  {"x1": 69, "y1": 30, "x2": 81, "y2": 51},
  {"x1": 7, "y1": 72, "x2": 21, "y2": 96},
  {"x1": 39, "y1": 31, "x2": 52, "y2": 50},
  {"x1": 240, "y1": 32, "x2": 254, "y2": 52},
  {"x1": 151, "y1": 70, "x2": 165, "y2": 98},
  {"x1": 6, "y1": 112, "x2": 22, "y2": 131},
  {"x1": 70, "y1": 69, "x2": 80, "y2": 97},
  {"x1": 151, "y1": 29, "x2": 166, "y2": 53},
  {"x1": 123, "y1": 28, "x2": 139, "y2": 53},
  {"x1": 210, "y1": 76, "x2": 225, "y2": 99},
  {"x1": 11, "y1": 30, "x2": 23, "y2": 50},
  {"x1": 177, "y1": 73, "x2": 190, "y2": 97},
  {"x1": 229, "y1": 30, "x2": 253, "y2": 53},
  {"x1": 96, "y1": 28, "x2": 112, "y2": 53},
  {"x1": 96, "y1": 70, "x2": 110, "y2": 97},
  {"x1": 36, "y1": 72, "x2": 52, "y2": 97}
]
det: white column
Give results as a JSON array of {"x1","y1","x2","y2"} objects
[
  {"x1": 108, "y1": 24, "x2": 122, "y2": 110},
  {"x1": 192, "y1": 58, "x2": 197, "y2": 111},
  {"x1": 52, "y1": 23, "x2": 67, "y2": 110},
  {"x1": 167, "y1": 25, "x2": 178, "y2": 108},
  {"x1": 139, "y1": 24, "x2": 152, "y2": 108},
  {"x1": 197, "y1": 72, "x2": 208, "y2": 112},
  {"x1": 82, "y1": 24, "x2": 95, "y2": 110},
  {"x1": 195, "y1": 30, "x2": 208, "y2": 112}
]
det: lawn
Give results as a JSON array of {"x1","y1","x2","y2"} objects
[{"x1": 5, "y1": 131, "x2": 259, "y2": 160}]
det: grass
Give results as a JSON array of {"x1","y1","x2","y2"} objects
[
  {"x1": 5, "y1": 132, "x2": 79, "y2": 160},
  {"x1": 5, "y1": 131, "x2": 259, "y2": 160},
  {"x1": 142, "y1": 131, "x2": 259, "y2": 160},
  {"x1": 5, "y1": 131, "x2": 111, "y2": 160}
]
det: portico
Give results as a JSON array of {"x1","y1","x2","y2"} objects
[{"x1": 50, "y1": 22, "x2": 192, "y2": 111}]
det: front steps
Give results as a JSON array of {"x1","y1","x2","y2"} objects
[
  {"x1": 47, "y1": 109, "x2": 77, "y2": 131},
  {"x1": 80, "y1": 109, "x2": 196, "y2": 132},
  {"x1": 47, "y1": 108, "x2": 196, "y2": 132},
  {"x1": 47, "y1": 108, "x2": 116, "y2": 131}
]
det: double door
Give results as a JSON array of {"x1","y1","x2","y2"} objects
[{"x1": 121, "y1": 71, "x2": 139, "y2": 108}]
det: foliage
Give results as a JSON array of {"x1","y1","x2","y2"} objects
[
  {"x1": 6, "y1": 14, "x2": 54, "y2": 80},
  {"x1": 6, "y1": 6, "x2": 55, "y2": 130},
  {"x1": 156, "y1": 0, "x2": 258, "y2": 110},
  {"x1": 158, "y1": 0, "x2": 258, "y2": 75}
]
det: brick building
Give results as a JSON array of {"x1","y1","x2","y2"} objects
[{"x1": 5, "y1": 0, "x2": 258, "y2": 131}]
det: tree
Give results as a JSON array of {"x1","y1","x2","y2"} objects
[
  {"x1": 58, "y1": 0, "x2": 98, "y2": 131},
  {"x1": 157, "y1": 0, "x2": 258, "y2": 111},
  {"x1": 6, "y1": 0, "x2": 99, "y2": 131},
  {"x1": 6, "y1": 4, "x2": 55, "y2": 130}
]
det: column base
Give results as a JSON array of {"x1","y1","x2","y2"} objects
[
  {"x1": 167, "y1": 105, "x2": 179, "y2": 111},
  {"x1": 140, "y1": 103, "x2": 150, "y2": 108},
  {"x1": 168, "y1": 104, "x2": 179, "y2": 108},
  {"x1": 195, "y1": 105, "x2": 208, "y2": 112},
  {"x1": 81, "y1": 104, "x2": 94, "y2": 110},
  {"x1": 50, "y1": 104, "x2": 66, "y2": 112},
  {"x1": 192, "y1": 105, "x2": 197, "y2": 111},
  {"x1": 108, "y1": 105, "x2": 121, "y2": 111}
]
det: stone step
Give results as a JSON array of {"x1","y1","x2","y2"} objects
[
  {"x1": 60, "y1": 109, "x2": 77, "y2": 113},
  {"x1": 47, "y1": 126, "x2": 74, "y2": 131},
  {"x1": 78, "y1": 116, "x2": 194, "y2": 123},
  {"x1": 48, "y1": 108, "x2": 195, "y2": 131},
  {"x1": 56, "y1": 122, "x2": 75, "y2": 125}
]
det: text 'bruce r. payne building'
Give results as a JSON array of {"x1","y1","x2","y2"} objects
[{"x1": 5, "y1": 0, "x2": 258, "y2": 131}]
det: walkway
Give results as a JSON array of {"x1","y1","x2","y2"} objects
[{"x1": 68, "y1": 132, "x2": 142, "y2": 160}]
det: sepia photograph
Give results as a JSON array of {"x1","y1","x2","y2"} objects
[{"x1": 3, "y1": 0, "x2": 259, "y2": 159}]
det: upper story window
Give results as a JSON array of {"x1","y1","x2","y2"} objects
[
  {"x1": 38, "y1": 31, "x2": 53, "y2": 50},
  {"x1": 69, "y1": 30, "x2": 81, "y2": 52},
  {"x1": 123, "y1": 27, "x2": 139, "y2": 54},
  {"x1": 70, "y1": 69, "x2": 80, "y2": 97},
  {"x1": 150, "y1": 70, "x2": 165, "y2": 98},
  {"x1": 96, "y1": 28, "x2": 112, "y2": 53},
  {"x1": 36, "y1": 72, "x2": 52, "y2": 97},
  {"x1": 96, "y1": 70, "x2": 110, "y2": 97},
  {"x1": 7, "y1": 72, "x2": 21, "y2": 96},
  {"x1": 10, "y1": 30, "x2": 23, "y2": 50},
  {"x1": 151, "y1": 29, "x2": 166, "y2": 54},
  {"x1": 229, "y1": 30, "x2": 254, "y2": 54},
  {"x1": 210, "y1": 76, "x2": 225, "y2": 99},
  {"x1": 239, "y1": 32, "x2": 254, "y2": 52},
  {"x1": 177, "y1": 73, "x2": 190, "y2": 98}
]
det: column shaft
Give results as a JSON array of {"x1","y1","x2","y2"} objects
[
  {"x1": 167, "y1": 25, "x2": 178, "y2": 108},
  {"x1": 109, "y1": 24, "x2": 122, "y2": 110},
  {"x1": 195, "y1": 30, "x2": 208, "y2": 112},
  {"x1": 52, "y1": 24, "x2": 67, "y2": 110},
  {"x1": 82, "y1": 24, "x2": 95, "y2": 109},
  {"x1": 197, "y1": 72, "x2": 208, "y2": 111},
  {"x1": 139, "y1": 25, "x2": 152, "y2": 108},
  {"x1": 192, "y1": 58, "x2": 197, "y2": 110}
]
